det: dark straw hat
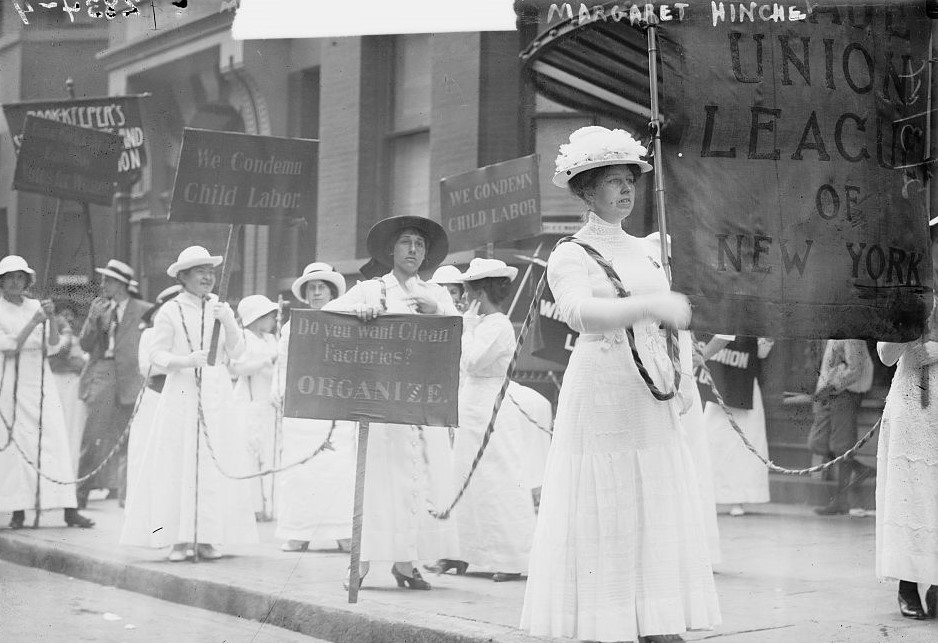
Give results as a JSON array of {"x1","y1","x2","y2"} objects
[{"x1": 365, "y1": 215, "x2": 449, "y2": 272}]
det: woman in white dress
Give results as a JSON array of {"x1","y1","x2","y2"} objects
[
  {"x1": 120, "y1": 246, "x2": 258, "y2": 561},
  {"x1": 273, "y1": 262, "x2": 357, "y2": 553},
  {"x1": 230, "y1": 294, "x2": 279, "y2": 517},
  {"x1": 0, "y1": 255, "x2": 93, "y2": 529},
  {"x1": 323, "y1": 215, "x2": 458, "y2": 591},
  {"x1": 429, "y1": 258, "x2": 541, "y2": 582},
  {"x1": 875, "y1": 292, "x2": 938, "y2": 619},
  {"x1": 49, "y1": 300, "x2": 88, "y2": 473},
  {"x1": 125, "y1": 285, "x2": 182, "y2": 511},
  {"x1": 520, "y1": 126, "x2": 720, "y2": 643},
  {"x1": 698, "y1": 334, "x2": 774, "y2": 517}
]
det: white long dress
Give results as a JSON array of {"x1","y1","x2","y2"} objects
[
  {"x1": 273, "y1": 317, "x2": 357, "y2": 544},
  {"x1": 124, "y1": 327, "x2": 161, "y2": 511},
  {"x1": 521, "y1": 213, "x2": 720, "y2": 642},
  {"x1": 0, "y1": 296, "x2": 78, "y2": 512},
  {"x1": 451, "y1": 313, "x2": 540, "y2": 574},
  {"x1": 229, "y1": 329, "x2": 278, "y2": 515},
  {"x1": 703, "y1": 335, "x2": 770, "y2": 505},
  {"x1": 50, "y1": 327, "x2": 87, "y2": 472},
  {"x1": 323, "y1": 273, "x2": 458, "y2": 562},
  {"x1": 876, "y1": 340, "x2": 938, "y2": 584},
  {"x1": 120, "y1": 292, "x2": 258, "y2": 548}
]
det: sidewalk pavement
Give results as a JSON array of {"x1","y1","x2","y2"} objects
[{"x1": 1, "y1": 501, "x2": 937, "y2": 642}]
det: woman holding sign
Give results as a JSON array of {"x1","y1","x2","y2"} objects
[
  {"x1": 120, "y1": 246, "x2": 258, "y2": 562},
  {"x1": 520, "y1": 127, "x2": 720, "y2": 643},
  {"x1": 273, "y1": 262, "x2": 357, "y2": 554},
  {"x1": 323, "y1": 215, "x2": 458, "y2": 591}
]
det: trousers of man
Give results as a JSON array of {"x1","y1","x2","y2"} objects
[{"x1": 77, "y1": 362, "x2": 132, "y2": 506}]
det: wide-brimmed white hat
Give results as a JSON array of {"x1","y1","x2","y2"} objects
[
  {"x1": 291, "y1": 262, "x2": 347, "y2": 301},
  {"x1": 429, "y1": 265, "x2": 464, "y2": 285},
  {"x1": 0, "y1": 255, "x2": 36, "y2": 286},
  {"x1": 95, "y1": 259, "x2": 134, "y2": 285},
  {"x1": 552, "y1": 126, "x2": 653, "y2": 188},
  {"x1": 460, "y1": 258, "x2": 518, "y2": 282},
  {"x1": 167, "y1": 246, "x2": 223, "y2": 278},
  {"x1": 238, "y1": 294, "x2": 279, "y2": 327}
]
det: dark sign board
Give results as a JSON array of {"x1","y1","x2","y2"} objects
[
  {"x1": 13, "y1": 116, "x2": 121, "y2": 206},
  {"x1": 284, "y1": 311, "x2": 462, "y2": 426},
  {"x1": 440, "y1": 154, "x2": 541, "y2": 252},
  {"x1": 530, "y1": 265, "x2": 577, "y2": 366},
  {"x1": 3, "y1": 94, "x2": 148, "y2": 188},
  {"x1": 169, "y1": 128, "x2": 318, "y2": 226}
]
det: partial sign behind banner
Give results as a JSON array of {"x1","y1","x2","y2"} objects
[
  {"x1": 169, "y1": 128, "x2": 318, "y2": 226},
  {"x1": 441, "y1": 154, "x2": 541, "y2": 252},
  {"x1": 13, "y1": 116, "x2": 121, "y2": 206},
  {"x1": 659, "y1": 1, "x2": 932, "y2": 341},
  {"x1": 3, "y1": 94, "x2": 148, "y2": 188},
  {"x1": 284, "y1": 311, "x2": 462, "y2": 426}
]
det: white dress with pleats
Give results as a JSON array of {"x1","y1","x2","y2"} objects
[{"x1": 521, "y1": 213, "x2": 721, "y2": 642}]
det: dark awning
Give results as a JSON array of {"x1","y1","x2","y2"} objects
[{"x1": 515, "y1": 0, "x2": 657, "y2": 123}]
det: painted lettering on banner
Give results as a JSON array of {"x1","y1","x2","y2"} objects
[{"x1": 284, "y1": 311, "x2": 461, "y2": 426}]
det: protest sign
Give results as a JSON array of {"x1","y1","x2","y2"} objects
[
  {"x1": 13, "y1": 115, "x2": 121, "y2": 206},
  {"x1": 169, "y1": 128, "x2": 318, "y2": 226},
  {"x1": 3, "y1": 94, "x2": 148, "y2": 188},
  {"x1": 441, "y1": 154, "x2": 541, "y2": 252},
  {"x1": 530, "y1": 264, "x2": 578, "y2": 366},
  {"x1": 284, "y1": 311, "x2": 462, "y2": 426},
  {"x1": 658, "y1": 1, "x2": 933, "y2": 341}
]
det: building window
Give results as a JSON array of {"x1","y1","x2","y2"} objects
[{"x1": 387, "y1": 34, "x2": 431, "y2": 219}]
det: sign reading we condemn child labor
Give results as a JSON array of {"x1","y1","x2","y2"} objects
[
  {"x1": 440, "y1": 154, "x2": 541, "y2": 252},
  {"x1": 13, "y1": 116, "x2": 121, "y2": 206},
  {"x1": 169, "y1": 128, "x2": 317, "y2": 226},
  {"x1": 284, "y1": 311, "x2": 462, "y2": 426},
  {"x1": 658, "y1": 1, "x2": 933, "y2": 341}
]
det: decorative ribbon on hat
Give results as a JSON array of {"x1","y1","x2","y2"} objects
[{"x1": 555, "y1": 236, "x2": 681, "y2": 402}]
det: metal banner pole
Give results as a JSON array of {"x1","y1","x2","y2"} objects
[
  {"x1": 347, "y1": 420, "x2": 370, "y2": 604},
  {"x1": 645, "y1": 23, "x2": 670, "y2": 283},
  {"x1": 207, "y1": 224, "x2": 241, "y2": 365}
]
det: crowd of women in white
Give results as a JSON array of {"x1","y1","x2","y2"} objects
[{"x1": 3, "y1": 123, "x2": 937, "y2": 643}]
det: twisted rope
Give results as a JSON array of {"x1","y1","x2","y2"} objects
[
  {"x1": 0, "y1": 352, "x2": 21, "y2": 452},
  {"x1": 505, "y1": 391, "x2": 553, "y2": 437}
]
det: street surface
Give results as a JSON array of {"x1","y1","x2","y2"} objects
[{"x1": 0, "y1": 560, "x2": 327, "y2": 642}]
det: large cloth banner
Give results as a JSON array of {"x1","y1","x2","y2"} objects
[
  {"x1": 284, "y1": 311, "x2": 462, "y2": 426},
  {"x1": 659, "y1": 1, "x2": 932, "y2": 340}
]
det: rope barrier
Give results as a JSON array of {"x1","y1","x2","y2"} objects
[
  {"x1": 505, "y1": 391, "x2": 553, "y2": 437},
  {"x1": 0, "y1": 353, "x2": 21, "y2": 452}
]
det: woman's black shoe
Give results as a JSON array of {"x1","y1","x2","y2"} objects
[
  {"x1": 391, "y1": 566, "x2": 432, "y2": 590},
  {"x1": 9, "y1": 510, "x2": 25, "y2": 529},
  {"x1": 898, "y1": 580, "x2": 927, "y2": 619},
  {"x1": 492, "y1": 572, "x2": 523, "y2": 583},
  {"x1": 925, "y1": 585, "x2": 937, "y2": 618},
  {"x1": 63, "y1": 508, "x2": 95, "y2": 528},
  {"x1": 424, "y1": 558, "x2": 468, "y2": 575}
]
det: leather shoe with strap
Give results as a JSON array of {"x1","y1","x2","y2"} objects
[{"x1": 899, "y1": 580, "x2": 927, "y2": 619}]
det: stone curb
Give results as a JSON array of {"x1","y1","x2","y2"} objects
[{"x1": 0, "y1": 532, "x2": 549, "y2": 643}]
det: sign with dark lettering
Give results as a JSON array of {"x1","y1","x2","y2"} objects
[
  {"x1": 659, "y1": 0, "x2": 932, "y2": 340},
  {"x1": 441, "y1": 154, "x2": 541, "y2": 252},
  {"x1": 284, "y1": 311, "x2": 462, "y2": 426},
  {"x1": 4, "y1": 94, "x2": 148, "y2": 188},
  {"x1": 169, "y1": 128, "x2": 317, "y2": 226},
  {"x1": 13, "y1": 116, "x2": 121, "y2": 206}
]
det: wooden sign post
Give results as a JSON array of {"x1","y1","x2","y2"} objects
[{"x1": 283, "y1": 311, "x2": 462, "y2": 603}]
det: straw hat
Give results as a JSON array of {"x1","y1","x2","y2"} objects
[
  {"x1": 0, "y1": 255, "x2": 36, "y2": 286},
  {"x1": 155, "y1": 284, "x2": 183, "y2": 305},
  {"x1": 365, "y1": 215, "x2": 449, "y2": 272},
  {"x1": 552, "y1": 126, "x2": 652, "y2": 188},
  {"x1": 167, "y1": 246, "x2": 223, "y2": 278},
  {"x1": 95, "y1": 259, "x2": 135, "y2": 285},
  {"x1": 429, "y1": 265, "x2": 464, "y2": 285},
  {"x1": 460, "y1": 258, "x2": 518, "y2": 282},
  {"x1": 291, "y1": 262, "x2": 347, "y2": 302},
  {"x1": 238, "y1": 294, "x2": 279, "y2": 327}
]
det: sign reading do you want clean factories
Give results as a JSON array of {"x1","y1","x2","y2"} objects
[{"x1": 169, "y1": 128, "x2": 317, "y2": 225}]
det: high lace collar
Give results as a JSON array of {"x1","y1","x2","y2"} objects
[{"x1": 580, "y1": 211, "x2": 629, "y2": 239}]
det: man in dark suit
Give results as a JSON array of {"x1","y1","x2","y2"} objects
[{"x1": 77, "y1": 260, "x2": 151, "y2": 508}]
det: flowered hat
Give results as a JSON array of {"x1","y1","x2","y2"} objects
[{"x1": 552, "y1": 126, "x2": 652, "y2": 187}]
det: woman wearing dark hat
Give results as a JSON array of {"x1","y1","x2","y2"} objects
[
  {"x1": 120, "y1": 247, "x2": 258, "y2": 562},
  {"x1": 273, "y1": 262, "x2": 357, "y2": 553},
  {"x1": 323, "y1": 215, "x2": 459, "y2": 591},
  {"x1": 0, "y1": 255, "x2": 93, "y2": 529},
  {"x1": 520, "y1": 127, "x2": 720, "y2": 642}
]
